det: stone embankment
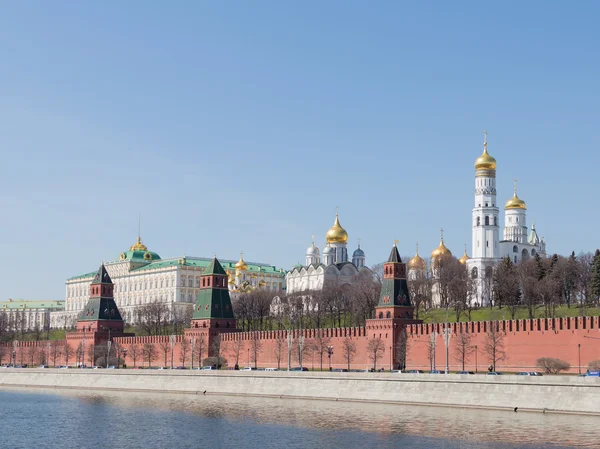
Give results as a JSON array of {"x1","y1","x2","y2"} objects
[{"x1": 1, "y1": 369, "x2": 599, "y2": 415}]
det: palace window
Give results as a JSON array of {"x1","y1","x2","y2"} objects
[
  {"x1": 513, "y1": 245, "x2": 518, "y2": 253},
  {"x1": 485, "y1": 216, "x2": 489, "y2": 226}
]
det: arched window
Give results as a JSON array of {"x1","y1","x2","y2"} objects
[
  {"x1": 378, "y1": 312, "x2": 383, "y2": 319},
  {"x1": 471, "y1": 267, "x2": 478, "y2": 279},
  {"x1": 386, "y1": 311, "x2": 391, "y2": 319},
  {"x1": 476, "y1": 217, "x2": 481, "y2": 226},
  {"x1": 494, "y1": 216, "x2": 497, "y2": 226},
  {"x1": 513, "y1": 245, "x2": 518, "y2": 253},
  {"x1": 532, "y1": 249, "x2": 536, "y2": 256},
  {"x1": 485, "y1": 216, "x2": 490, "y2": 226},
  {"x1": 521, "y1": 248, "x2": 529, "y2": 260},
  {"x1": 485, "y1": 266, "x2": 493, "y2": 279}
]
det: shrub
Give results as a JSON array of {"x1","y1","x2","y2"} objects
[
  {"x1": 536, "y1": 357, "x2": 570, "y2": 374},
  {"x1": 587, "y1": 360, "x2": 600, "y2": 371}
]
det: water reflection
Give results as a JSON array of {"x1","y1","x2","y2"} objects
[{"x1": 16, "y1": 388, "x2": 598, "y2": 448}]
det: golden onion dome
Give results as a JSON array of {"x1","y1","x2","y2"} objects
[
  {"x1": 129, "y1": 236, "x2": 148, "y2": 252},
  {"x1": 235, "y1": 253, "x2": 248, "y2": 271},
  {"x1": 474, "y1": 147, "x2": 497, "y2": 171},
  {"x1": 408, "y1": 244, "x2": 426, "y2": 270},
  {"x1": 475, "y1": 132, "x2": 496, "y2": 170},
  {"x1": 228, "y1": 277, "x2": 235, "y2": 285},
  {"x1": 258, "y1": 280, "x2": 266, "y2": 287},
  {"x1": 458, "y1": 247, "x2": 470, "y2": 265},
  {"x1": 326, "y1": 214, "x2": 349, "y2": 244},
  {"x1": 505, "y1": 190, "x2": 527, "y2": 210},
  {"x1": 431, "y1": 240, "x2": 452, "y2": 259}
]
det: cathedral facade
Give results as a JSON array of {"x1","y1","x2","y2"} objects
[{"x1": 285, "y1": 214, "x2": 370, "y2": 294}]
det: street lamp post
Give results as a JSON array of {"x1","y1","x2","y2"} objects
[
  {"x1": 578, "y1": 343, "x2": 581, "y2": 375},
  {"x1": 170, "y1": 334, "x2": 174, "y2": 369},
  {"x1": 390, "y1": 346, "x2": 392, "y2": 372},
  {"x1": 191, "y1": 338, "x2": 195, "y2": 370},
  {"x1": 474, "y1": 345, "x2": 478, "y2": 373},
  {"x1": 82, "y1": 338, "x2": 86, "y2": 368},
  {"x1": 247, "y1": 348, "x2": 250, "y2": 367},
  {"x1": 327, "y1": 345, "x2": 334, "y2": 371},
  {"x1": 445, "y1": 304, "x2": 450, "y2": 374}
]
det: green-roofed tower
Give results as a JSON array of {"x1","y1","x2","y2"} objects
[
  {"x1": 366, "y1": 242, "x2": 422, "y2": 370},
  {"x1": 75, "y1": 264, "x2": 124, "y2": 331},
  {"x1": 190, "y1": 256, "x2": 236, "y2": 326},
  {"x1": 186, "y1": 256, "x2": 240, "y2": 362}
]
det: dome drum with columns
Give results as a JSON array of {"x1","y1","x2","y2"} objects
[{"x1": 286, "y1": 213, "x2": 371, "y2": 294}]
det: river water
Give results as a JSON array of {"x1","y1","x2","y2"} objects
[{"x1": 0, "y1": 388, "x2": 597, "y2": 449}]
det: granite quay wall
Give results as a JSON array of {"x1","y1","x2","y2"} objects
[{"x1": 1, "y1": 369, "x2": 600, "y2": 415}]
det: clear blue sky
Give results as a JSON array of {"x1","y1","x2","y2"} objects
[{"x1": 1, "y1": 1, "x2": 598, "y2": 300}]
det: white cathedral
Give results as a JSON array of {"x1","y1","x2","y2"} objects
[
  {"x1": 286, "y1": 214, "x2": 371, "y2": 294},
  {"x1": 407, "y1": 132, "x2": 547, "y2": 306}
]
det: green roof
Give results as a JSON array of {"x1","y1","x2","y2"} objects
[
  {"x1": 0, "y1": 300, "x2": 64, "y2": 311},
  {"x1": 78, "y1": 297, "x2": 123, "y2": 322},
  {"x1": 69, "y1": 257, "x2": 285, "y2": 281},
  {"x1": 203, "y1": 257, "x2": 227, "y2": 276},
  {"x1": 118, "y1": 250, "x2": 161, "y2": 262},
  {"x1": 192, "y1": 288, "x2": 235, "y2": 320}
]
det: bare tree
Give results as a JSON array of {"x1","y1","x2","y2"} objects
[
  {"x1": 75, "y1": 344, "x2": 83, "y2": 367},
  {"x1": 196, "y1": 333, "x2": 207, "y2": 368},
  {"x1": 135, "y1": 302, "x2": 171, "y2": 336},
  {"x1": 250, "y1": 332, "x2": 262, "y2": 369},
  {"x1": 407, "y1": 269, "x2": 432, "y2": 318},
  {"x1": 395, "y1": 329, "x2": 410, "y2": 370},
  {"x1": 231, "y1": 338, "x2": 244, "y2": 369},
  {"x1": 127, "y1": 343, "x2": 141, "y2": 368},
  {"x1": 367, "y1": 337, "x2": 385, "y2": 372},
  {"x1": 179, "y1": 338, "x2": 190, "y2": 367},
  {"x1": 63, "y1": 343, "x2": 73, "y2": 367},
  {"x1": 427, "y1": 333, "x2": 437, "y2": 371},
  {"x1": 312, "y1": 330, "x2": 331, "y2": 371},
  {"x1": 342, "y1": 337, "x2": 357, "y2": 370},
  {"x1": 453, "y1": 332, "x2": 474, "y2": 371},
  {"x1": 484, "y1": 324, "x2": 506, "y2": 371},
  {"x1": 158, "y1": 339, "x2": 171, "y2": 368},
  {"x1": 142, "y1": 343, "x2": 157, "y2": 368},
  {"x1": 274, "y1": 336, "x2": 285, "y2": 370},
  {"x1": 0, "y1": 345, "x2": 5, "y2": 365},
  {"x1": 50, "y1": 341, "x2": 62, "y2": 367},
  {"x1": 88, "y1": 344, "x2": 97, "y2": 367}
]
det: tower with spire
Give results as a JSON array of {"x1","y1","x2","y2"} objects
[
  {"x1": 186, "y1": 256, "x2": 238, "y2": 359},
  {"x1": 367, "y1": 242, "x2": 422, "y2": 370},
  {"x1": 66, "y1": 263, "x2": 131, "y2": 366}
]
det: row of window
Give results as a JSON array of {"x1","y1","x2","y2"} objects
[{"x1": 476, "y1": 216, "x2": 498, "y2": 226}]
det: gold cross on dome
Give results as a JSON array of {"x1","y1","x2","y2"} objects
[
  {"x1": 335, "y1": 205, "x2": 339, "y2": 215},
  {"x1": 483, "y1": 130, "x2": 488, "y2": 146},
  {"x1": 513, "y1": 178, "x2": 518, "y2": 194},
  {"x1": 440, "y1": 228, "x2": 444, "y2": 241}
]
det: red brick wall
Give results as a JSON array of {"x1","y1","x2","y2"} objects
[{"x1": 4, "y1": 316, "x2": 600, "y2": 372}]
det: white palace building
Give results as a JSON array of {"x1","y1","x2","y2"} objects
[{"x1": 51, "y1": 236, "x2": 285, "y2": 328}]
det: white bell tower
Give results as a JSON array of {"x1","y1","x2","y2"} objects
[{"x1": 467, "y1": 131, "x2": 501, "y2": 306}]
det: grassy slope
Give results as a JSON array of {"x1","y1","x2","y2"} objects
[{"x1": 419, "y1": 305, "x2": 600, "y2": 324}]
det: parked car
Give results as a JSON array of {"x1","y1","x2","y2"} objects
[
  {"x1": 457, "y1": 371, "x2": 475, "y2": 374},
  {"x1": 202, "y1": 366, "x2": 216, "y2": 370},
  {"x1": 264, "y1": 367, "x2": 279, "y2": 371},
  {"x1": 487, "y1": 372, "x2": 503, "y2": 375},
  {"x1": 582, "y1": 370, "x2": 600, "y2": 377},
  {"x1": 429, "y1": 370, "x2": 445, "y2": 374},
  {"x1": 242, "y1": 367, "x2": 254, "y2": 371},
  {"x1": 515, "y1": 371, "x2": 542, "y2": 376},
  {"x1": 38, "y1": 365, "x2": 48, "y2": 369},
  {"x1": 333, "y1": 368, "x2": 348, "y2": 372},
  {"x1": 290, "y1": 367, "x2": 308, "y2": 371},
  {"x1": 406, "y1": 369, "x2": 424, "y2": 374}
]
